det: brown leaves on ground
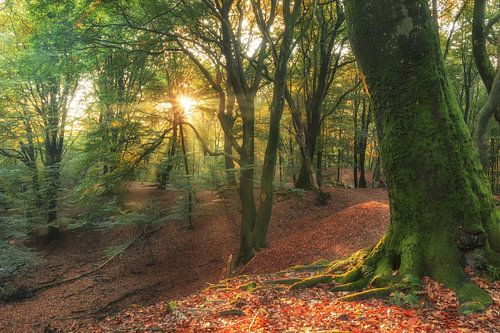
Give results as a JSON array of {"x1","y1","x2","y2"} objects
[
  {"x1": 4, "y1": 184, "x2": 499, "y2": 332},
  {"x1": 80, "y1": 270, "x2": 500, "y2": 332},
  {"x1": 1, "y1": 185, "x2": 389, "y2": 332}
]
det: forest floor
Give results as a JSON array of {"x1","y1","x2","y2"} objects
[{"x1": 1, "y1": 182, "x2": 499, "y2": 332}]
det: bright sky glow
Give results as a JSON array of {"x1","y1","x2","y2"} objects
[
  {"x1": 178, "y1": 95, "x2": 197, "y2": 117},
  {"x1": 68, "y1": 78, "x2": 93, "y2": 126}
]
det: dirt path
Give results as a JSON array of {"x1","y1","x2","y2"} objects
[{"x1": 0, "y1": 183, "x2": 388, "y2": 332}]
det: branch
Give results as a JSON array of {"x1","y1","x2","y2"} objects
[
  {"x1": 180, "y1": 121, "x2": 240, "y2": 163},
  {"x1": 321, "y1": 79, "x2": 362, "y2": 122},
  {"x1": 129, "y1": 127, "x2": 174, "y2": 170},
  {"x1": 443, "y1": 0, "x2": 469, "y2": 60}
]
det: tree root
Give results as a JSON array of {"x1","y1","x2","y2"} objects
[
  {"x1": 286, "y1": 260, "x2": 332, "y2": 273},
  {"x1": 338, "y1": 287, "x2": 392, "y2": 302},
  {"x1": 263, "y1": 278, "x2": 302, "y2": 285},
  {"x1": 330, "y1": 277, "x2": 369, "y2": 292},
  {"x1": 325, "y1": 248, "x2": 371, "y2": 274},
  {"x1": 290, "y1": 275, "x2": 335, "y2": 290},
  {"x1": 456, "y1": 283, "x2": 493, "y2": 314},
  {"x1": 282, "y1": 236, "x2": 496, "y2": 314}
]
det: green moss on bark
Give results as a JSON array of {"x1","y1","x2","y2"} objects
[{"x1": 325, "y1": 0, "x2": 500, "y2": 311}]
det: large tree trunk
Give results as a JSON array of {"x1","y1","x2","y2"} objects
[{"x1": 344, "y1": 0, "x2": 500, "y2": 312}]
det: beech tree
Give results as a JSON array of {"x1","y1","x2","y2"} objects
[
  {"x1": 291, "y1": 0, "x2": 500, "y2": 313},
  {"x1": 345, "y1": 0, "x2": 500, "y2": 312}
]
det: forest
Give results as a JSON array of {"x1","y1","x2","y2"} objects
[{"x1": 0, "y1": 0, "x2": 499, "y2": 332}]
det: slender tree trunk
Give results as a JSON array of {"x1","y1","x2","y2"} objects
[
  {"x1": 286, "y1": 90, "x2": 329, "y2": 204},
  {"x1": 278, "y1": 149, "x2": 284, "y2": 189},
  {"x1": 345, "y1": 0, "x2": 500, "y2": 312},
  {"x1": 372, "y1": 152, "x2": 381, "y2": 188},
  {"x1": 289, "y1": 122, "x2": 296, "y2": 183},
  {"x1": 294, "y1": 3, "x2": 345, "y2": 190},
  {"x1": 476, "y1": 63, "x2": 500, "y2": 169},
  {"x1": 255, "y1": 2, "x2": 301, "y2": 249},
  {"x1": 45, "y1": 110, "x2": 63, "y2": 241},
  {"x1": 222, "y1": 76, "x2": 237, "y2": 187},
  {"x1": 179, "y1": 123, "x2": 194, "y2": 229},
  {"x1": 295, "y1": 119, "x2": 321, "y2": 189},
  {"x1": 336, "y1": 128, "x2": 343, "y2": 183},
  {"x1": 353, "y1": 96, "x2": 359, "y2": 188},
  {"x1": 316, "y1": 129, "x2": 323, "y2": 188},
  {"x1": 472, "y1": 0, "x2": 497, "y2": 171},
  {"x1": 158, "y1": 111, "x2": 179, "y2": 189},
  {"x1": 236, "y1": 101, "x2": 257, "y2": 265},
  {"x1": 45, "y1": 155, "x2": 61, "y2": 241},
  {"x1": 358, "y1": 99, "x2": 372, "y2": 188}
]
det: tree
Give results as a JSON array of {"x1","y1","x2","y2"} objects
[
  {"x1": 252, "y1": 0, "x2": 303, "y2": 250},
  {"x1": 116, "y1": 0, "x2": 305, "y2": 264},
  {"x1": 352, "y1": 86, "x2": 372, "y2": 188},
  {"x1": 286, "y1": 1, "x2": 350, "y2": 190},
  {"x1": 90, "y1": 50, "x2": 153, "y2": 191},
  {"x1": 472, "y1": 0, "x2": 498, "y2": 169},
  {"x1": 292, "y1": 0, "x2": 500, "y2": 313},
  {"x1": 0, "y1": 0, "x2": 85, "y2": 239}
]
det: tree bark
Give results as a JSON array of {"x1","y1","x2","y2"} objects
[
  {"x1": 358, "y1": 99, "x2": 372, "y2": 188},
  {"x1": 255, "y1": 0, "x2": 302, "y2": 250},
  {"x1": 45, "y1": 149, "x2": 62, "y2": 241},
  {"x1": 472, "y1": 0, "x2": 497, "y2": 171},
  {"x1": 179, "y1": 123, "x2": 194, "y2": 229},
  {"x1": 345, "y1": 0, "x2": 500, "y2": 312},
  {"x1": 353, "y1": 93, "x2": 359, "y2": 188},
  {"x1": 236, "y1": 102, "x2": 257, "y2": 264},
  {"x1": 293, "y1": 2, "x2": 345, "y2": 190},
  {"x1": 158, "y1": 111, "x2": 179, "y2": 189},
  {"x1": 223, "y1": 85, "x2": 237, "y2": 187},
  {"x1": 476, "y1": 63, "x2": 500, "y2": 169}
]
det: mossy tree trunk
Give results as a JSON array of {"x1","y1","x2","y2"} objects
[{"x1": 344, "y1": 0, "x2": 500, "y2": 312}]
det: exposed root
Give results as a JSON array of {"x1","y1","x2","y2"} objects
[
  {"x1": 290, "y1": 275, "x2": 335, "y2": 290},
  {"x1": 370, "y1": 257, "x2": 395, "y2": 287},
  {"x1": 456, "y1": 283, "x2": 493, "y2": 314},
  {"x1": 325, "y1": 248, "x2": 370, "y2": 274},
  {"x1": 286, "y1": 260, "x2": 332, "y2": 273},
  {"x1": 335, "y1": 267, "x2": 364, "y2": 284},
  {"x1": 330, "y1": 277, "x2": 369, "y2": 292},
  {"x1": 284, "y1": 231, "x2": 496, "y2": 314},
  {"x1": 263, "y1": 278, "x2": 302, "y2": 285},
  {"x1": 338, "y1": 287, "x2": 392, "y2": 302}
]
